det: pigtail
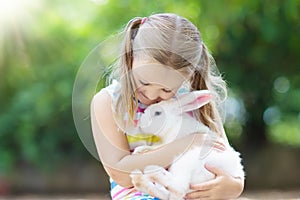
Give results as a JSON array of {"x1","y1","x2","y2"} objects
[
  {"x1": 123, "y1": 17, "x2": 143, "y2": 68},
  {"x1": 191, "y1": 43, "x2": 220, "y2": 134},
  {"x1": 116, "y1": 17, "x2": 143, "y2": 127},
  {"x1": 190, "y1": 43, "x2": 209, "y2": 90}
]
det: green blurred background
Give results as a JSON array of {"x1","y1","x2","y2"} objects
[{"x1": 0, "y1": 0, "x2": 299, "y2": 196}]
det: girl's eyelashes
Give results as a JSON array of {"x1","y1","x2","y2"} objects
[
  {"x1": 139, "y1": 80, "x2": 150, "y2": 86},
  {"x1": 162, "y1": 88, "x2": 172, "y2": 93},
  {"x1": 139, "y1": 79, "x2": 172, "y2": 93}
]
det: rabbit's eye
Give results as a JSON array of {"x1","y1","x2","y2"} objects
[{"x1": 154, "y1": 111, "x2": 161, "y2": 116}]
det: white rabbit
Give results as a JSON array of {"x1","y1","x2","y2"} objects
[{"x1": 130, "y1": 90, "x2": 245, "y2": 200}]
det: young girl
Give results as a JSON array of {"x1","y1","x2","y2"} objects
[{"x1": 91, "y1": 13, "x2": 244, "y2": 199}]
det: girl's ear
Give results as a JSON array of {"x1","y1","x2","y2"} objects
[{"x1": 178, "y1": 90, "x2": 213, "y2": 112}]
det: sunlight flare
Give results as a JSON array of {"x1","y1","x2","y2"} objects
[{"x1": 0, "y1": 0, "x2": 24, "y2": 22}]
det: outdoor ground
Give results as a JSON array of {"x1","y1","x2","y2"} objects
[{"x1": 0, "y1": 190, "x2": 300, "y2": 200}]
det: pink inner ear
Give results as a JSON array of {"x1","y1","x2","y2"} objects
[{"x1": 188, "y1": 94, "x2": 212, "y2": 106}]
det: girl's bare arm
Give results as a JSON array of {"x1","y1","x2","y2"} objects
[{"x1": 91, "y1": 90, "x2": 209, "y2": 187}]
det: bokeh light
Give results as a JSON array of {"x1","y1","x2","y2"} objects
[
  {"x1": 273, "y1": 76, "x2": 290, "y2": 93},
  {"x1": 263, "y1": 106, "x2": 281, "y2": 125}
]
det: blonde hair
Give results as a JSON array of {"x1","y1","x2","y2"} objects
[{"x1": 112, "y1": 13, "x2": 227, "y2": 134}]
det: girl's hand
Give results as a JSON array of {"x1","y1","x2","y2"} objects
[
  {"x1": 185, "y1": 164, "x2": 244, "y2": 200},
  {"x1": 212, "y1": 139, "x2": 226, "y2": 152}
]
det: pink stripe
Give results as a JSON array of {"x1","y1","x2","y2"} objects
[
  {"x1": 134, "y1": 191, "x2": 143, "y2": 196},
  {"x1": 137, "y1": 107, "x2": 145, "y2": 113},
  {"x1": 112, "y1": 187, "x2": 130, "y2": 199}
]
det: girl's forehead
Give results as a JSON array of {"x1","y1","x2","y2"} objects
[{"x1": 132, "y1": 61, "x2": 189, "y2": 89}]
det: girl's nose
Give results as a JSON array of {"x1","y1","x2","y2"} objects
[{"x1": 145, "y1": 88, "x2": 160, "y2": 101}]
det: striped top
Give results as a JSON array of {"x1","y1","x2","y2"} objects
[{"x1": 102, "y1": 80, "x2": 190, "y2": 199}]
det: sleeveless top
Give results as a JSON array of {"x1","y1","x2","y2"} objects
[{"x1": 102, "y1": 80, "x2": 190, "y2": 200}]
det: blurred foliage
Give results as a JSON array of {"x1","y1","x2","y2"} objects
[
  {"x1": 0, "y1": 0, "x2": 299, "y2": 175},
  {"x1": 214, "y1": 0, "x2": 300, "y2": 147}
]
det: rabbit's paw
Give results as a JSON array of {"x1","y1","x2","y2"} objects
[
  {"x1": 130, "y1": 168, "x2": 169, "y2": 199},
  {"x1": 144, "y1": 165, "x2": 172, "y2": 184},
  {"x1": 130, "y1": 169, "x2": 145, "y2": 189},
  {"x1": 143, "y1": 165, "x2": 172, "y2": 199},
  {"x1": 144, "y1": 165, "x2": 187, "y2": 200},
  {"x1": 167, "y1": 181, "x2": 187, "y2": 200},
  {"x1": 133, "y1": 145, "x2": 154, "y2": 154}
]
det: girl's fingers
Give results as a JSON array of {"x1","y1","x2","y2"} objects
[
  {"x1": 203, "y1": 134, "x2": 226, "y2": 151},
  {"x1": 184, "y1": 190, "x2": 210, "y2": 200},
  {"x1": 189, "y1": 179, "x2": 217, "y2": 191},
  {"x1": 199, "y1": 137, "x2": 225, "y2": 158},
  {"x1": 213, "y1": 142, "x2": 225, "y2": 151},
  {"x1": 205, "y1": 164, "x2": 225, "y2": 176},
  {"x1": 185, "y1": 180, "x2": 219, "y2": 200},
  {"x1": 212, "y1": 139, "x2": 226, "y2": 151}
]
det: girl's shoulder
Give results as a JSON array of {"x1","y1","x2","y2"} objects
[
  {"x1": 93, "y1": 80, "x2": 120, "y2": 103},
  {"x1": 91, "y1": 80, "x2": 121, "y2": 113},
  {"x1": 101, "y1": 79, "x2": 121, "y2": 100}
]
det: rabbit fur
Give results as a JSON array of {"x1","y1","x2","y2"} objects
[{"x1": 130, "y1": 90, "x2": 245, "y2": 199}]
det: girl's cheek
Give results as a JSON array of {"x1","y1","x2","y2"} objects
[
  {"x1": 161, "y1": 93, "x2": 175, "y2": 100},
  {"x1": 135, "y1": 86, "x2": 144, "y2": 93}
]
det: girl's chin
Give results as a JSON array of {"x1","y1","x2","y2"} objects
[{"x1": 139, "y1": 100, "x2": 151, "y2": 106}]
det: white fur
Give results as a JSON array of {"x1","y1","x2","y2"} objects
[{"x1": 130, "y1": 90, "x2": 245, "y2": 199}]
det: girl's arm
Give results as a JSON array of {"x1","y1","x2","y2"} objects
[{"x1": 91, "y1": 90, "x2": 209, "y2": 187}]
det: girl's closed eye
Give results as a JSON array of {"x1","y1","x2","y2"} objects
[
  {"x1": 139, "y1": 80, "x2": 172, "y2": 93},
  {"x1": 162, "y1": 88, "x2": 172, "y2": 93},
  {"x1": 139, "y1": 79, "x2": 172, "y2": 93},
  {"x1": 139, "y1": 80, "x2": 150, "y2": 86}
]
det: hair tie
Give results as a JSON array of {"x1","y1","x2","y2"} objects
[{"x1": 141, "y1": 17, "x2": 147, "y2": 25}]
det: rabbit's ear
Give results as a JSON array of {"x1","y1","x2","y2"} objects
[{"x1": 178, "y1": 90, "x2": 213, "y2": 112}]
